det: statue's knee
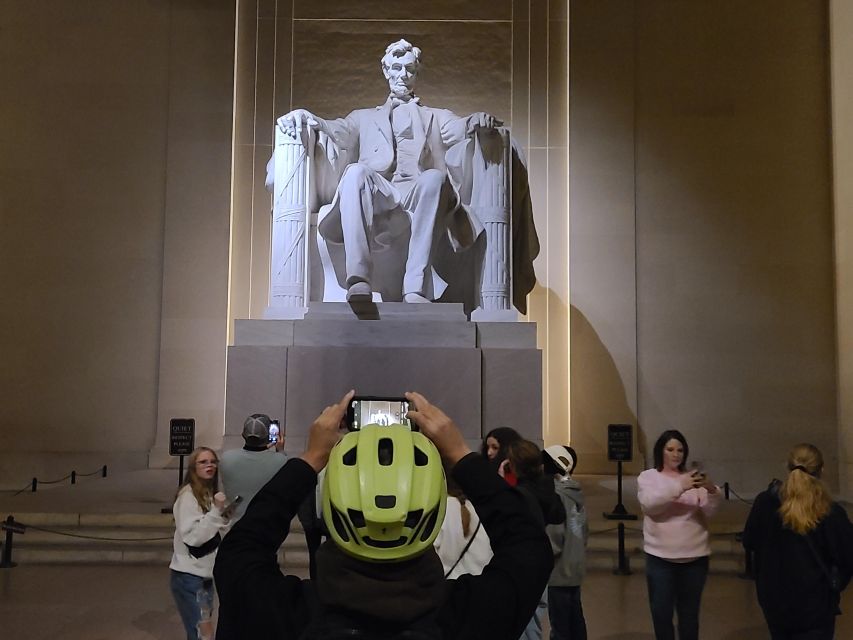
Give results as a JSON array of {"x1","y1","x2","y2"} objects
[
  {"x1": 340, "y1": 163, "x2": 370, "y2": 188},
  {"x1": 418, "y1": 168, "x2": 446, "y2": 192}
]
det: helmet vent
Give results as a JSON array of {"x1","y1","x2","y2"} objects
[
  {"x1": 404, "y1": 509, "x2": 423, "y2": 528},
  {"x1": 378, "y1": 438, "x2": 394, "y2": 466},
  {"x1": 375, "y1": 494, "x2": 396, "y2": 509},
  {"x1": 331, "y1": 508, "x2": 350, "y2": 542},
  {"x1": 413, "y1": 447, "x2": 428, "y2": 466},
  {"x1": 420, "y1": 508, "x2": 440, "y2": 542},
  {"x1": 342, "y1": 447, "x2": 357, "y2": 466},
  {"x1": 347, "y1": 508, "x2": 366, "y2": 528}
]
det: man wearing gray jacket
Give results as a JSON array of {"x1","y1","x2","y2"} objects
[{"x1": 543, "y1": 445, "x2": 588, "y2": 640}]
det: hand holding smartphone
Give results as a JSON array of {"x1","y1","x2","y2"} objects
[
  {"x1": 221, "y1": 495, "x2": 243, "y2": 517},
  {"x1": 346, "y1": 396, "x2": 415, "y2": 431}
]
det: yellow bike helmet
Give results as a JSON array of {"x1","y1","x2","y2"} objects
[{"x1": 322, "y1": 424, "x2": 447, "y2": 562}]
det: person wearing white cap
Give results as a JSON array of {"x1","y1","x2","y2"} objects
[
  {"x1": 542, "y1": 445, "x2": 588, "y2": 640},
  {"x1": 219, "y1": 414, "x2": 288, "y2": 523}
]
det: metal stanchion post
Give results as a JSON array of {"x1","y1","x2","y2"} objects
[
  {"x1": 613, "y1": 522, "x2": 632, "y2": 575},
  {"x1": 1, "y1": 516, "x2": 26, "y2": 569}
]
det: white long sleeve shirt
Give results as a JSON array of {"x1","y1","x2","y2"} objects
[
  {"x1": 434, "y1": 496, "x2": 494, "y2": 579},
  {"x1": 169, "y1": 485, "x2": 229, "y2": 578}
]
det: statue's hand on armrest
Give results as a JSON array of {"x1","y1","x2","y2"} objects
[
  {"x1": 277, "y1": 109, "x2": 324, "y2": 141},
  {"x1": 466, "y1": 111, "x2": 504, "y2": 136}
]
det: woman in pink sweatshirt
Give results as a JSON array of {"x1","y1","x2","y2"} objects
[{"x1": 637, "y1": 430, "x2": 721, "y2": 640}]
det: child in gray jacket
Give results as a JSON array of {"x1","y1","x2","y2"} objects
[{"x1": 543, "y1": 445, "x2": 588, "y2": 640}]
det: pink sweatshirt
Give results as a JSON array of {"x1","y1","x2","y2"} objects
[{"x1": 637, "y1": 469, "x2": 721, "y2": 560}]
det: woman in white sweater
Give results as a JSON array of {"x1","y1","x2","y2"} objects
[
  {"x1": 637, "y1": 430, "x2": 721, "y2": 640},
  {"x1": 170, "y1": 447, "x2": 230, "y2": 640},
  {"x1": 434, "y1": 481, "x2": 493, "y2": 579}
]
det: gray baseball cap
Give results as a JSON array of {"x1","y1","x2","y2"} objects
[{"x1": 242, "y1": 413, "x2": 272, "y2": 445}]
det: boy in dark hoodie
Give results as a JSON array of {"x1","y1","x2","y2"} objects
[{"x1": 543, "y1": 445, "x2": 588, "y2": 640}]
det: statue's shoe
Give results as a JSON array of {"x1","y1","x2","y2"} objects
[
  {"x1": 346, "y1": 282, "x2": 372, "y2": 302},
  {"x1": 403, "y1": 292, "x2": 431, "y2": 303}
]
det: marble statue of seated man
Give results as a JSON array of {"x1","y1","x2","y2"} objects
[{"x1": 275, "y1": 38, "x2": 502, "y2": 303}]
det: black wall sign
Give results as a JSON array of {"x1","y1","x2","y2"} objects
[
  {"x1": 607, "y1": 424, "x2": 633, "y2": 462},
  {"x1": 169, "y1": 418, "x2": 196, "y2": 456}
]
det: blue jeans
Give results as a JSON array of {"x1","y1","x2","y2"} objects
[
  {"x1": 547, "y1": 586, "x2": 587, "y2": 640},
  {"x1": 170, "y1": 570, "x2": 214, "y2": 640},
  {"x1": 645, "y1": 553, "x2": 709, "y2": 640}
]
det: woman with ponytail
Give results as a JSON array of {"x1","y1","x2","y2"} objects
[
  {"x1": 743, "y1": 443, "x2": 853, "y2": 639},
  {"x1": 434, "y1": 478, "x2": 493, "y2": 579}
]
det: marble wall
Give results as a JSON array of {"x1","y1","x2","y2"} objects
[
  {"x1": 831, "y1": 0, "x2": 853, "y2": 500},
  {"x1": 0, "y1": 0, "x2": 236, "y2": 485},
  {"x1": 570, "y1": 0, "x2": 839, "y2": 487}
]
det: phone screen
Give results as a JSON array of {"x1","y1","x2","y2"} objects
[
  {"x1": 346, "y1": 396, "x2": 412, "y2": 431},
  {"x1": 269, "y1": 422, "x2": 280, "y2": 443}
]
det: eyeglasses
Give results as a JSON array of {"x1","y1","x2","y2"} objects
[{"x1": 196, "y1": 459, "x2": 218, "y2": 467}]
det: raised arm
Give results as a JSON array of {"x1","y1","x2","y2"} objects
[
  {"x1": 174, "y1": 490, "x2": 227, "y2": 547},
  {"x1": 637, "y1": 470, "x2": 694, "y2": 516},
  {"x1": 214, "y1": 391, "x2": 353, "y2": 640},
  {"x1": 406, "y1": 391, "x2": 552, "y2": 639}
]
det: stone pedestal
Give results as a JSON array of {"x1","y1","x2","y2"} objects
[{"x1": 224, "y1": 303, "x2": 542, "y2": 454}]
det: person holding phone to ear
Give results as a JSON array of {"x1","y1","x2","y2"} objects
[{"x1": 638, "y1": 430, "x2": 721, "y2": 640}]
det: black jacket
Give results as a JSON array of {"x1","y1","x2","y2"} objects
[
  {"x1": 742, "y1": 483, "x2": 853, "y2": 632},
  {"x1": 516, "y1": 475, "x2": 566, "y2": 528},
  {"x1": 214, "y1": 452, "x2": 553, "y2": 640}
]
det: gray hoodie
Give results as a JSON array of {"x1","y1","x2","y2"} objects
[{"x1": 545, "y1": 476, "x2": 588, "y2": 587}]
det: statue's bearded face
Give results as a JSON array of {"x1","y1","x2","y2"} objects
[{"x1": 383, "y1": 51, "x2": 419, "y2": 98}]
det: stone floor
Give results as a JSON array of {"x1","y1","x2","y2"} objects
[
  {"x1": 2, "y1": 469, "x2": 852, "y2": 638},
  {"x1": 2, "y1": 562, "x2": 852, "y2": 639}
]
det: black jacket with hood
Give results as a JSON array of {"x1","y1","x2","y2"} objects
[{"x1": 214, "y1": 452, "x2": 553, "y2": 640}]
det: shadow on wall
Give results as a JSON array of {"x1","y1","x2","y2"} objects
[{"x1": 570, "y1": 305, "x2": 646, "y2": 474}]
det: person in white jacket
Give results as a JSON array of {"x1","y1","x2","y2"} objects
[
  {"x1": 637, "y1": 430, "x2": 721, "y2": 640},
  {"x1": 169, "y1": 447, "x2": 231, "y2": 640},
  {"x1": 434, "y1": 480, "x2": 493, "y2": 578}
]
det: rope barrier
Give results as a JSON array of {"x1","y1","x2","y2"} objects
[
  {"x1": 7, "y1": 483, "x2": 34, "y2": 497},
  {"x1": 38, "y1": 474, "x2": 73, "y2": 485},
  {"x1": 77, "y1": 466, "x2": 107, "y2": 478},
  {"x1": 2, "y1": 515, "x2": 173, "y2": 568},
  {"x1": 3, "y1": 465, "x2": 107, "y2": 495},
  {"x1": 21, "y1": 523, "x2": 172, "y2": 542},
  {"x1": 726, "y1": 487, "x2": 754, "y2": 506}
]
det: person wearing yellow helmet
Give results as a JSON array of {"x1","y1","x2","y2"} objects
[{"x1": 214, "y1": 390, "x2": 552, "y2": 640}]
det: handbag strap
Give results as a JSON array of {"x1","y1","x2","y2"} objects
[
  {"x1": 444, "y1": 521, "x2": 482, "y2": 579},
  {"x1": 803, "y1": 532, "x2": 837, "y2": 591}
]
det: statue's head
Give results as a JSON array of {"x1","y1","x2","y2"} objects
[{"x1": 380, "y1": 39, "x2": 421, "y2": 99}]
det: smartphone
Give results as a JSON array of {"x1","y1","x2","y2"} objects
[
  {"x1": 346, "y1": 396, "x2": 414, "y2": 431},
  {"x1": 690, "y1": 461, "x2": 706, "y2": 483},
  {"x1": 269, "y1": 421, "x2": 280, "y2": 444},
  {"x1": 222, "y1": 495, "x2": 243, "y2": 513}
]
